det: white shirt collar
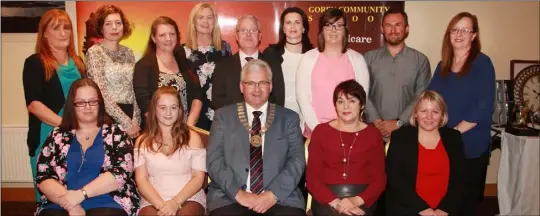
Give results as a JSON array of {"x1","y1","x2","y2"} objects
[
  {"x1": 245, "y1": 101, "x2": 268, "y2": 125},
  {"x1": 239, "y1": 50, "x2": 259, "y2": 67},
  {"x1": 239, "y1": 50, "x2": 259, "y2": 59}
]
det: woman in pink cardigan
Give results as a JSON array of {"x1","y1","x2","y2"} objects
[{"x1": 296, "y1": 8, "x2": 370, "y2": 138}]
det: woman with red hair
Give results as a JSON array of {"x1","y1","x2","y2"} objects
[{"x1": 22, "y1": 8, "x2": 86, "y2": 201}]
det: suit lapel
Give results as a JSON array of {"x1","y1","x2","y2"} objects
[
  {"x1": 408, "y1": 127, "x2": 420, "y2": 178},
  {"x1": 262, "y1": 105, "x2": 279, "y2": 187},
  {"x1": 438, "y1": 128, "x2": 454, "y2": 160},
  {"x1": 235, "y1": 103, "x2": 251, "y2": 174},
  {"x1": 230, "y1": 53, "x2": 243, "y2": 102},
  {"x1": 263, "y1": 104, "x2": 277, "y2": 154}
]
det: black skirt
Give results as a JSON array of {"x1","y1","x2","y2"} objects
[{"x1": 311, "y1": 184, "x2": 377, "y2": 216}]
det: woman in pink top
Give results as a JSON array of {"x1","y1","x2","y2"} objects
[
  {"x1": 296, "y1": 8, "x2": 370, "y2": 138},
  {"x1": 135, "y1": 86, "x2": 206, "y2": 216}
]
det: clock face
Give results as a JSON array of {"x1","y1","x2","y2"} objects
[
  {"x1": 514, "y1": 65, "x2": 540, "y2": 111},
  {"x1": 523, "y1": 74, "x2": 540, "y2": 110}
]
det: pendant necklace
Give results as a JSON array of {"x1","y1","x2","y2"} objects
[{"x1": 339, "y1": 126, "x2": 358, "y2": 179}]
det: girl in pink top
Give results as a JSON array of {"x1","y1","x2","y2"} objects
[
  {"x1": 296, "y1": 8, "x2": 370, "y2": 138},
  {"x1": 135, "y1": 86, "x2": 206, "y2": 216}
]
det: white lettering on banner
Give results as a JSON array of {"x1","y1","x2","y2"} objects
[{"x1": 348, "y1": 35, "x2": 372, "y2": 43}]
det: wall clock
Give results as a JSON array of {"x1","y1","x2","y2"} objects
[{"x1": 511, "y1": 60, "x2": 540, "y2": 111}]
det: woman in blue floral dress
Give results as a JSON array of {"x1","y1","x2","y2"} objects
[{"x1": 183, "y1": 2, "x2": 231, "y2": 131}]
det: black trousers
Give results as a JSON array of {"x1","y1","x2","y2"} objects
[
  {"x1": 209, "y1": 203, "x2": 305, "y2": 216},
  {"x1": 39, "y1": 208, "x2": 127, "y2": 216},
  {"x1": 461, "y1": 151, "x2": 490, "y2": 215}
]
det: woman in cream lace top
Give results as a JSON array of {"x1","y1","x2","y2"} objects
[{"x1": 86, "y1": 5, "x2": 140, "y2": 138}]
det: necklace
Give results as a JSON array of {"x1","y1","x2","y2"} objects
[
  {"x1": 78, "y1": 147, "x2": 85, "y2": 172},
  {"x1": 286, "y1": 40, "x2": 302, "y2": 45},
  {"x1": 77, "y1": 129, "x2": 98, "y2": 172},
  {"x1": 339, "y1": 127, "x2": 358, "y2": 179},
  {"x1": 237, "y1": 102, "x2": 276, "y2": 147}
]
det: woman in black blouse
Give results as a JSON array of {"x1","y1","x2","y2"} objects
[
  {"x1": 182, "y1": 2, "x2": 231, "y2": 131},
  {"x1": 134, "y1": 16, "x2": 202, "y2": 129}
]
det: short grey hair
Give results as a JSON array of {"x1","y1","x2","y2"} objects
[
  {"x1": 235, "y1": 15, "x2": 261, "y2": 32},
  {"x1": 240, "y1": 59, "x2": 273, "y2": 82}
]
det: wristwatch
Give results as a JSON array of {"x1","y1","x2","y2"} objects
[
  {"x1": 81, "y1": 189, "x2": 89, "y2": 200},
  {"x1": 272, "y1": 193, "x2": 279, "y2": 202},
  {"x1": 396, "y1": 119, "x2": 404, "y2": 128},
  {"x1": 265, "y1": 189, "x2": 279, "y2": 202}
]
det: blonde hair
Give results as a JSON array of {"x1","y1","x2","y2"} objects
[
  {"x1": 186, "y1": 3, "x2": 223, "y2": 51},
  {"x1": 409, "y1": 90, "x2": 449, "y2": 127}
]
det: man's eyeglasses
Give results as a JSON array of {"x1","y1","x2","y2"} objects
[
  {"x1": 450, "y1": 27, "x2": 474, "y2": 36},
  {"x1": 237, "y1": 29, "x2": 260, "y2": 34},
  {"x1": 323, "y1": 23, "x2": 345, "y2": 31},
  {"x1": 74, "y1": 100, "x2": 99, "y2": 107},
  {"x1": 242, "y1": 81, "x2": 271, "y2": 88}
]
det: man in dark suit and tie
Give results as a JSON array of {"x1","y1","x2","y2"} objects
[
  {"x1": 211, "y1": 15, "x2": 285, "y2": 110},
  {"x1": 207, "y1": 59, "x2": 306, "y2": 215}
]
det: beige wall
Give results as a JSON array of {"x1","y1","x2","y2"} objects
[
  {"x1": 405, "y1": 1, "x2": 540, "y2": 79},
  {"x1": 2, "y1": 2, "x2": 77, "y2": 126},
  {"x1": 1, "y1": 1, "x2": 538, "y2": 184}
]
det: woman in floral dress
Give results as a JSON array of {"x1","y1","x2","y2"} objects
[
  {"x1": 35, "y1": 79, "x2": 139, "y2": 216},
  {"x1": 183, "y1": 2, "x2": 231, "y2": 131}
]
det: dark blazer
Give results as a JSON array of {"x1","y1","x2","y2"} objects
[
  {"x1": 262, "y1": 45, "x2": 286, "y2": 106},
  {"x1": 133, "y1": 50, "x2": 202, "y2": 127},
  {"x1": 386, "y1": 126, "x2": 466, "y2": 215},
  {"x1": 22, "y1": 54, "x2": 84, "y2": 157},
  {"x1": 211, "y1": 52, "x2": 285, "y2": 110},
  {"x1": 206, "y1": 103, "x2": 305, "y2": 212}
]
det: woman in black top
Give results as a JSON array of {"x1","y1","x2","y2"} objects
[
  {"x1": 386, "y1": 90, "x2": 466, "y2": 215},
  {"x1": 22, "y1": 9, "x2": 86, "y2": 201},
  {"x1": 182, "y1": 2, "x2": 231, "y2": 131},
  {"x1": 134, "y1": 16, "x2": 202, "y2": 129},
  {"x1": 262, "y1": 7, "x2": 313, "y2": 111}
]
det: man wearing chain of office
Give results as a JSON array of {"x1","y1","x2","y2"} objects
[{"x1": 207, "y1": 59, "x2": 306, "y2": 216}]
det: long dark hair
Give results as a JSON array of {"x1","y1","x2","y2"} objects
[
  {"x1": 271, "y1": 7, "x2": 313, "y2": 53},
  {"x1": 137, "y1": 86, "x2": 190, "y2": 156},
  {"x1": 60, "y1": 78, "x2": 106, "y2": 131},
  {"x1": 142, "y1": 16, "x2": 181, "y2": 58},
  {"x1": 440, "y1": 12, "x2": 481, "y2": 77}
]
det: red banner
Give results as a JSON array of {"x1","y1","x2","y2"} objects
[{"x1": 76, "y1": 1, "x2": 404, "y2": 60}]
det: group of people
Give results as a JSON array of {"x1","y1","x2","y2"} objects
[{"x1": 23, "y1": 3, "x2": 495, "y2": 216}]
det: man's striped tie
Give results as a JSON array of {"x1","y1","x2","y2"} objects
[{"x1": 250, "y1": 111, "x2": 263, "y2": 194}]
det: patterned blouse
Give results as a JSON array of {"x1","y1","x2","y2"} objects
[
  {"x1": 158, "y1": 72, "x2": 189, "y2": 121},
  {"x1": 183, "y1": 41, "x2": 231, "y2": 130},
  {"x1": 86, "y1": 44, "x2": 141, "y2": 129},
  {"x1": 35, "y1": 124, "x2": 140, "y2": 216}
]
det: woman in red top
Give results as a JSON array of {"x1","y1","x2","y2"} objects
[
  {"x1": 306, "y1": 80, "x2": 386, "y2": 216},
  {"x1": 386, "y1": 90, "x2": 466, "y2": 215}
]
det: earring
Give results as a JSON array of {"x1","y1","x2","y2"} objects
[{"x1": 303, "y1": 29, "x2": 305, "y2": 33}]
